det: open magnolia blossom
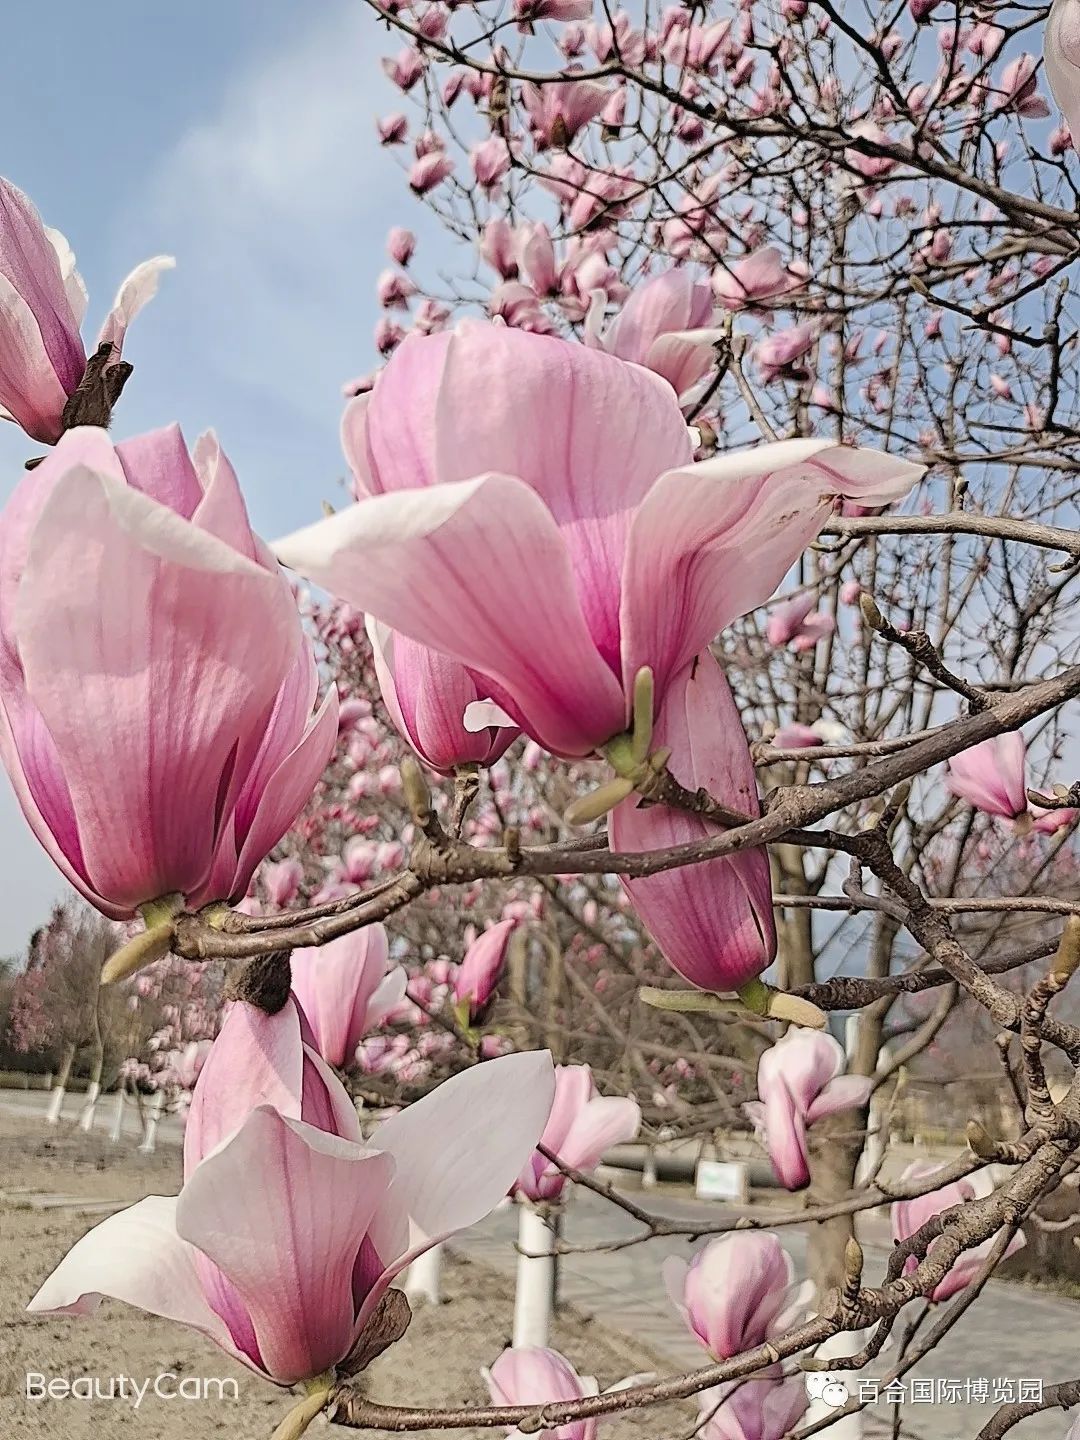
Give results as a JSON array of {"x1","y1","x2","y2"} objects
[
  {"x1": 609, "y1": 652, "x2": 775, "y2": 995},
  {"x1": 765, "y1": 592, "x2": 835, "y2": 652},
  {"x1": 31, "y1": 996, "x2": 557, "y2": 1389},
  {"x1": 663, "y1": 1233, "x2": 813, "y2": 1360},
  {"x1": 483, "y1": 1346, "x2": 651, "y2": 1440},
  {"x1": 290, "y1": 924, "x2": 408, "y2": 1070},
  {"x1": 583, "y1": 267, "x2": 726, "y2": 400},
  {"x1": 944, "y1": 731, "x2": 1078, "y2": 835},
  {"x1": 275, "y1": 322, "x2": 923, "y2": 760},
  {"x1": 745, "y1": 1028, "x2": 873, "y2": 1191},
  {"x1": 515, "y1": 1062, "x2": 641, "y2": 1203},
  {"x1": 0, "y1": 424, "x2": 337, "y2": 921},
  {"x1": 891, "y1": 1163, "x2": 1026, "y2": 1301},
  {"x1": 710, "y1": 247, "x2": 805, "y2": 311},
  {"x1": 0, "y1": 175, "x2": 173, "y2": 444},
  {"x1": 696, "y1": 1374, "x2": 809, "y2": 1440}
]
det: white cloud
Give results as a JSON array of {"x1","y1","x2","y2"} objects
[{"x1": 134, "y1": 0, "x2": 412, "y2": 424}]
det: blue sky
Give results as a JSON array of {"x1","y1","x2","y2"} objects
[{"x1": 0, "y1": 0, "x2": 452, "y2": 953}]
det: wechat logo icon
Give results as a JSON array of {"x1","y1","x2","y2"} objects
[{"x1": 806, "y1": 1371, "x2": 850, "y2": 1408}]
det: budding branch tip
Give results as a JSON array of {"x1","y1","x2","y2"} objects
[
  {"x1": 738, "y1": 977, "x2": 828, "y2": 1029},
  {"x1": 966, "y1": 1119, "x2": 998, "y2": 1160},
  {"x1": 400, "y1": 755, "x2": 432, "y2": 823},
  {"x1": 1051, "y1": 916, "x2": 1080, "y2": 984},
  {"x1": 630, "y1": 667, "x2": 655, "y2": 765},
  {"x1": 563, "y1": 776, "x2": 635, "y2": 827},
  {"x1": 858, "y1": 592, "x2": 885, "y2": 630}
]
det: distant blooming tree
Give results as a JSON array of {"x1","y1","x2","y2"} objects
[{"x1": 4, "y1": 3, "x2": 1080, "y2": 1440}]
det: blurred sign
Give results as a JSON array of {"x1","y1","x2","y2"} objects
[{"x1": 695, "y1": 1159, "x2": 747, "y2": 1203}]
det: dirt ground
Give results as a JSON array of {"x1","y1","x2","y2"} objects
[{"x1": 0, "y1": 1112, "x2": 685, "y2": 1440}]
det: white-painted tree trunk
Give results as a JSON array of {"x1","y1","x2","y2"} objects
[
  {"x1": 45, "y1": 1086, "x2": 66, "y2": 1125},
  {"x1": 805, "y1": 1330, "x2": 866, "y2": 1440},
  {"x1": 404, "y1": 1245, "x2": 444, "y2": 1306},
  {"x1": 642, "y1": 1147, "x2": 658, "y2": 1189},
  {"x1": 845, "y1": 1017, "x2": 888, "y2": 1186},
  {"x1": 109, "y1": 1089, "x2": 126, "y2": 1143},
  {"x1": 78, "y1": 1081, "x2": 101, "y2": 1134},
  {"x1": 138, "y1": 1091, "x2": 164, "y2": 1154},
  {"x1": 513, "y1": 1201, "x2": 556, "y2": 1348}
]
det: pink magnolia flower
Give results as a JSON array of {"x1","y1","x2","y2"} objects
[
  {"x1": 609, "y1": 654, "x2": 775, "y2": 994},
  {"x1": 480, "y1": 217, "x2": 520, "y2": 279},
  {"x1": 483, "y1": 1347, "x2": 623, "y2": 1440},
  {"x1": 387, "y1": 228, "x2": 416, "y2": 266},
  {"x1": 382, "y1": 47, "x2": 426, "y2": 91},
  {"x1": 453, "y1": 916, "x2": 519, "y2": 1021},
  {"x1": 31, "y1": 1001, "x2": 556, "y2": 1387},
  {"x1": 522, "y1": 78, "x2": 612, "y2": 148},
  {"x1": 377, "y1": 269, "x2": 416, "y2": 309},
  {"x1": 765, "y1": 593, "x2": 835, "y2": 652},
  {"x1": 0, "y1": 175, "x2": 173, "y2": 444},
  {"x1": 276, "y1": 324, "x2": 923, "y2": 760},
  {"x1": 184, "y1": 1000, "x2": 353, "y2": 1167},
  {"x1": 471, "y1": 138, "x2": 513, "y2": 192},
  {"x1": 516, "y1": 1062, "x2": 640, "y2": 1202},
  {"x1": 262, "y1": 855, "x2": 304, "y2": 909},
  {"x1": 377, "y1": 113, "x2": 409, "y2": 145},
  {"x1": 1047, "y1": 0, "x2": 1080, "y2": 146},
  {"x1": 366, "y1": 616, "x2": 518, "y2": 774},
  {"x1": 771, "y1": 723, "x2": 824, "y2": 750},
  {"x1": 844, "y1": 122, "x2": 898, "y2": 181},
  {"x1": 697, "y1": 1375, "x2": 809, "y2": 1440},
  {"x1": 908, "y1": 0, "x2": 942, "y2": 18},
  {"x1": 0, "y1": 425, "x2": 337, "y2": 921},
  {"x1": 664, "y1": 1233, "x2": 812, "y2": 1359},
  {"x1": 290, "y1": 925, "x2": 408, "y2": 1070},
  {"x1": 712, "y1": 248, "x2": 803, "y2": 311},
  {"x1": 995, "y1": 55, "x2": 1050, "y2": 118},
  {"x1": 585, "y1": 268, "x2": 724, "y2": 399},
  {"x1": 517, "y1": 222, "x2": 560, "y2": 294},
  {"x1": 753, "y1": 323, "x2": 816, "y2": 384},
  {"x1": 944, "y1": 733, "x2": 1028, "y2": 822},
  {"x1": 159, "y1": 1039, "x2": 212, "y2": 1092},
  {"x1": 410, "y1": 153, "x2": 455, "y2": 194},
  {"x1": 1031, "y1": 804, "x2": 1079, "y2": 836},
  {"x1": 745, "y1": 1028, "x2": 873, "y2": 1191},
  {"x1": 891, "y1": 1163, "x2": 1026, "y2": 1302},
  {"x1": 514, "y1": 0, "x2": 592, "y2": 26}
]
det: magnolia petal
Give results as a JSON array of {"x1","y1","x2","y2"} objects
[
  {"x1": 359, "y1": 1049, "x2": 556, "y2": 1327},
  {"x1": 621, "y1": 440, "x2": 923, "y2": 699},
  {"x1": 0, "y1": 272, "x2": 73, "y2": 444},
  {"x1": 806, "y1": 1074, "x2": 874, "y2": 1124},
  {"x1": 96, "y1": 256, "x2": 175, "y2": 356},
  {"x1": 27, "y1": 1196, "x2": 245, "y2": 1366},
  {"x1": 559, "y1": 1095, "x2": 641, "y2": 1172},
  {"x1": 15, "y1": 466, "x2": 300, "y2": 912},
  {"x1": 177, "y1": 1107, "x2": 392, "y2": 1387},
  {"x1": 610, "y1": 654, "x2": 774, "y2": 993},
  {"x1": 291, "y1": 925, "x2": 393, "y2": 1070},
  {"x1": 275, "y1": 476, "x2": 625, "y2": 756}
]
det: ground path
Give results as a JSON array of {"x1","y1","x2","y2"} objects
[{"x1": 3, "y1": 1088, "x2": 1075, "y2": 1440}]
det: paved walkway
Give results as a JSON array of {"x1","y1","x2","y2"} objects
[
  {"x1": 456, "y1": 1182, "x2": 1078, "y2": 1440},
  {"x1": 5, "y1": 1089, "x2": 1077, "y2": 1439}
]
